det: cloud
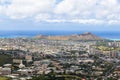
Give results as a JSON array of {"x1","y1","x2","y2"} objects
[
  {"x1": 108, "y1": 20, "x2": 120, "y2": 25},
  {"x1": 35, "y1": 13, "x2": 51, "y2": 22},
  {"x1": 69, "y1": 19, "x2": 104, "y2": 24},
  {"x1": 41, "y1": 19, "x2": 104, "y2": 24},
  {"x1": 0, "y1": 0, "x2": 120, "y2": 24},
  {"x1": 54, "y1": 0, "x2": 120, "y2": 18},
  {"x1": 53, "y1": 0, "x2": 120, "y2": 24},
  {"x1": 0, "y1": 0, "x2": 56, "y2": 19}
]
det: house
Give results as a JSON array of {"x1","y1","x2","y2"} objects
[{"x1": 1, "y1": 68, "x2": 11, "y2": 75}]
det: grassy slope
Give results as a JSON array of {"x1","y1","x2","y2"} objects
[{"x1": 0, "y1": 77, "x2": 11, "y2": 80}]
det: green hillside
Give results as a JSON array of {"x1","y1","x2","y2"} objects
[{"x1": 0, "y1": 54, "x2": 12, "y2": 66}]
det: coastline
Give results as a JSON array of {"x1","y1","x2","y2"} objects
[{"x1": 0, "y1": 31, "x2": 119, "y2": 41}]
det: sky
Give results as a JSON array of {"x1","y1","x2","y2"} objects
[{"x1": 0, "y1": 0, "x2": 120, "y2": 31}]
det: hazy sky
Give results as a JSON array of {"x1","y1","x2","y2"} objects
[{"x1": 0, "y1": 0, "x2": 120, "y2": 31}]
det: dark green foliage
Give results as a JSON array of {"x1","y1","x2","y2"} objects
[
  {"x1": 30, "y1": 75, "x2": 50, "y2": 80},
  {"x1": 0, "y1": 54, "x2": 12, "y2": 66}
]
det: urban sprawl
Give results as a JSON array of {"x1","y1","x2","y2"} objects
[{"x1": 0, "y1": 33, "x2": 120, "y2": 80}]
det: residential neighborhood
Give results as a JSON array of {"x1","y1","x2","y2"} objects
[{"x1": 0, "y1": 36, "x2": 120, "y2": 80}]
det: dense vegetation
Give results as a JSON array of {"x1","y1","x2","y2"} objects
[
  {"x1": 30, "y1": 74, "x2": 81, "y2": 80},
  {"x1": 0, "y1": 54, "x2": 12, "y2": 66}
]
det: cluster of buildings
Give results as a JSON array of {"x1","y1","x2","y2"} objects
[{"x1": 0, "y1": 38, "x2": 120, "y2": 79}]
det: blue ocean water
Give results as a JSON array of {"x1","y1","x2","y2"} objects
[{"x1": 0, "y1": 31, "x2": 119, "y2": 40}]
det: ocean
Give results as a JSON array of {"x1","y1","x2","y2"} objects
[{"x1": 0, "y1": 31, "x2": 119, "y2": 40}]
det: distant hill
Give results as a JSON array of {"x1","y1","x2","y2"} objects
[{"x1": 35, "y1": 32, "x2": 104, "y2": 41}]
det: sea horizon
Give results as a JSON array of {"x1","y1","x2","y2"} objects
[{"x1": 0, "y1": 30, "x2": 119, "y2": 40}]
